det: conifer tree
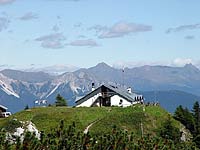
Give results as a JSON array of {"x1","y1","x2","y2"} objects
[
  {"x1": 24, "y1": 104, "x2": 29, "y2": 110},
  {"x1": 192, "y1": 101, "x2": 200, "y2": 135},
  {"x1": 55, "y1": 94, "x2": 67, "y2": 106},
  {"x1": 159, "y1": 115, "x2": 180, "y2": 143},
  {"x1": 174, "y1": 105, "x2": 184, "y2": 122},
  {"x1": 174, "y1": 105, "x2": 195, "y2": 133}
]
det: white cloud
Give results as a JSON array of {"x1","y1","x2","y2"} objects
[
  {"x1": 112, "y1": 61, "x2": 171, "y2": 69},
  {"x1": 35, "y1": 33, "x2": 65, "y2": 41},
  {"x1": 89, "y1": 22, "x2": 152, "y2": 39},
  {"x1": 172, "y1": 58, "x2": 193, "y2": 67},
  {"x1": 74, "y1": 22, "x2": 82, "y2": 28},
  {"x1": 166, "y1": 24, "x2": 200, "y2": 33},
  {"x1": 77, "y1": 35, "x2": 86, "y2": 38},
  {"x1": 0, "y1": 0, "x2": 81, "y2": 5},
  {"x1": 62, "y1": 0, "x2": 81, "y2": 1},
  {"x1": 24, "y1": 64, "x2": 79, "y2": 74},
  {"x1": 88, "y1": 25, "x2": 107, "y2": 33},
  {"x1": 41, "y1": 40, "x2": 64, "y2": 49},
  {"x1": 113, "y1": 58, "x2": 200, "y2": 69},
  {"x1": 0, "y1": 64, "x2": 9, "y2": 71},
  {"x1": 19, "y1": 12, "x2": 38, "y2": 21},
  {"x1": 0, "y1": 0, "x2": 15, "y2": 5},
  {"x1": 184, "y1": 35, "x2": 195, "y2": 40},
  {"x1": 69, "y1": 39, "x2": 98, "y2": 47},
  {"x1": 52, "y1": 24, "x2": 60, "y2": 32},
  {"x1": 35, "y1": 33, "x2": 66, "y2": 49},
  {"x1": 0, "y1": 17, "x2": 9, "y2": 32}
]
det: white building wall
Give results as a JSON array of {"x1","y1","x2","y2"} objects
[
  {"x1": 76, "y1": 93, "x2": 102, "y2": 107},
  {"x1": 110, "y1": 95, "x2": 132, "y2": 107}
]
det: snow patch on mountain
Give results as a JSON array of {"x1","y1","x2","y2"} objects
[
  {"x1": 1, "y1": 85, "x2": 20, "y2": 98},
  {"x1": 69, "y1": 81, "x2": 81, "y2": 94},
  {"x1": 46, "y1": 84, "x2": 61, "y2": 98},
  {"x1": 0, "y1": 73, "x2": 20, "y2": 98}
]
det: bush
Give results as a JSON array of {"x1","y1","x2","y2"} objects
[
  {"x1": 5, "y1": 119, "x2": 22, "y2": 133},
  {"x1": 0, "y1": 120, "x2": 197, "y2": 149},
  {"x1": 158, "y1": 115, "x2": 181, "y2": 143}
]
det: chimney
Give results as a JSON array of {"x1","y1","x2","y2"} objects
[
  {"x1": 92, "y1": 83, "x2": 95, "y2": 91},
  {"x1": 127, "y1": 87, "x2": 132, "y2": 94}
]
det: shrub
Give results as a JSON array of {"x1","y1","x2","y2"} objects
[{"x1": 5, "y1": 119, "x2": 22, "y2": 133}]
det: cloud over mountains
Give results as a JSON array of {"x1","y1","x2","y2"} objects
[{"x1": 112, "y1": 58, "x2": 199, "y2": 69}]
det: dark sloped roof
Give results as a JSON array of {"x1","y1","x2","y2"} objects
[
  {"x1": 76, "y1": 84, "x2": 143, "y2": 105},
  {"x1": 75, "y1": 85, "x2": 103, "y2": 105},
  {"x1": 0, "y1": 104, "x2": 8, "y2": 110},
  {"x1": 103, "y1": 84, "x2": 143, "y2": 102}
]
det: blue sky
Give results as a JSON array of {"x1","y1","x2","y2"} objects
[{"x1": 0, "y1": 0, "x2": 200, "y2": 69}]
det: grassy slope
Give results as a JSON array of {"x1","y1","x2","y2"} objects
[
  {"x1": 0, "y1": 105, "x2": 181, "y2": 137},
  {"x1": 89, "y1": 105, "x2": 179, "y2": 136}
]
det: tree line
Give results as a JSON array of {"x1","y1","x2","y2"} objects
[
  {"x1": 174, "y1": 101, "x2": 200, "y2": 148},
  {"x1": 24, "y1": 94, "x2": 67, "y2": 110}
]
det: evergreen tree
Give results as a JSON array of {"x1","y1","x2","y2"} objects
[
  {"x1": 174, "y1": 105, "x2": 195, "y2": 133},
  {"x1": 24, "y1": 105, "x2": 29, "y2": 110},
  {"x1": 55, "y1": 94, "x2": 67, "y2": 106},
  {"x1": 192, "y1": 101, "x2": 200, "y2": 136},
  {"x1": 183, "y1": 108, "x2": 195, "y2": 133},
  {"x1": 174, "y1": 102, "x2": 200, "y2": 148},
  {"x1": 174, "y1": 105, "x2": 185, "y2": 122},
  {"x1": 193, "y1": 134, "x2": 200, "y2": 148},
  {"x1": 159, "y1": 115, "x2": 181, "y2": 143},
  {"x1": 0, "y1": 130, "x2": 6, "y2": 150}
]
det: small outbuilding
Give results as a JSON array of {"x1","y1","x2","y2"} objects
[
  {"x1": 0, "y1": 104, "x2": 11, "y2": 118},
  {"x1": 34, "y1": 100, "x2": 48, "y2": 107},
  {"x1": 76, "y1": 84, "x2": 144, "y2": 107}
]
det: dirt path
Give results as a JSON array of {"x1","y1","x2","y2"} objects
[{"x1": 84, "y1": 120, "x2": 99, "y2": 134}]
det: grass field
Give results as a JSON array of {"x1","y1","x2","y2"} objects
[{"x1": 0, "y1": 105, "x2": 181, "y2": 137}]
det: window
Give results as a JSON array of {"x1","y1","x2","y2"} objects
[{"x1": 119, "y1": 99, "x2": 123, "y2": 105}]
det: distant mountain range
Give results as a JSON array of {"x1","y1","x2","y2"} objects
[
  {"x1": 23, "y1": 64, "x2": 79, "y2": 75},
  {"x1": 0, "y1": 62, "x2": 200, "y2": 113},
  {"x1": 141, "y1": 90, "x2": 200, "y2": 113},
  {"x1": 0, "y1": 64, "x2": 79, "y2": 75}
]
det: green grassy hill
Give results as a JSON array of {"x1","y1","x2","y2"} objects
[{"x1": 0, "y1": 105, "x2": 182, "y2": 137}]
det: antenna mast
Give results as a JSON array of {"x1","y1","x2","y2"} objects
[{"x1": 122, "y1": 67, "x2": 125, "y2": 88}]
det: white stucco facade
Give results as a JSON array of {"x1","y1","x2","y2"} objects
[
  {"x1": 76, "y1": 93, "x2": 102, "y2": 107},
  {"x1": 76, "y1": 93, "x2": 139, "y2": 107},
  {"x1": 110, "y1": 95, "x2": 132, "y2": 107}
]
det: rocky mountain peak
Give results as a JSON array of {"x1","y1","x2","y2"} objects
[
  {"x1": 94, "y1": 62, "x2": 112, "y2": 69},
  {"x1": 183, "y1": 63, "x2": 199, "y2": 72}
]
